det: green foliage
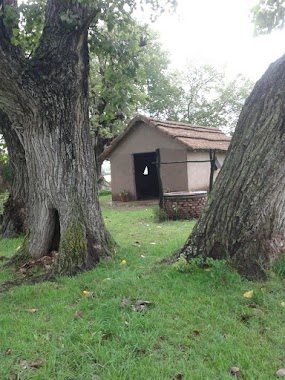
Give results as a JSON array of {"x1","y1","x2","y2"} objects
[
  {"x1": 4, "y1": 0, "x2": 46, "y2": 53},
  {"x1": 251, "y1": 0, "x2": 285, "y2": 35},
  {"x1": 173, "y1": 254, "x2": 226, "y2": 273},
  {"x1": 0, "y1": 191, "x2": 9, "y2": 214},
  {"x1": 0, "y1": 136, "x2": 8, "y2": 163},
  {"x1": 4, "y1": 0, "x2": 176, "y2": 54},
  {"x1": 271, "y1": 255, "x2": 285, "y2": 277},
  {"x1": 152, "y1": 205, "x2": 169, "y2": 221},
  {"x1": 98, "y1": 189, "x2": 112, "y2": 196},
  {"x1": 162, "y1": 62, "x2": 254, "y2": 133},
  {"x1": 1, "y1": 202, "x2": 285, "y2": 379},
  {"x1": 89, "y1": 20, "x2": 174, "y2": 145},
  {"x1": 1, "y1": 162, "x2": 12, "y2": 183}
]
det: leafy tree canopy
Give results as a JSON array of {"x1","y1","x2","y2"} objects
[
  {"x1": 146, "y1": 62, "x2": 254, "y2": 134},
  {"x1": 5, "y1": 0, "x2": 176, "y2": 53},
  {"x1": 251, "y1": 0, "x2": 285, "y2": 35}
]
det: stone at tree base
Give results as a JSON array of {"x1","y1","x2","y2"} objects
[{"x1": 276, "y1": 369, "x2": 285, "y2": 377}]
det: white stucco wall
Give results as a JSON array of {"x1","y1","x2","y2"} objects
[
  {"x1": 109, "y1": 122, "x2": 188, "y2": 200},
  {"x1": 187, "y1": 150, "x2": 226, "y2": 191}
]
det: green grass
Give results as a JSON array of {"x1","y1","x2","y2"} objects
[{"x1": 0, "y1": 195, "x2": 285, "y2": 379}]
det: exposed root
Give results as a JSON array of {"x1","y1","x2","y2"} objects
[{"x1": 0, "y1": 272, "x2": 55, "y2": 293}]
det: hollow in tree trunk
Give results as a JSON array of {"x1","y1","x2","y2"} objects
[{"x1": 178, "y1": 54, "x2": 285, "y2": 280}]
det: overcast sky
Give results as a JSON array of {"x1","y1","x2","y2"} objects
[{"x1": 148, "y1": 0, "x2": 285, "y2": 81}]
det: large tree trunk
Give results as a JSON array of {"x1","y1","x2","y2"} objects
[
  {"x1": 178, "y1": 54, "x2": 285, "y2": 280},
  {"x1": 0, "y1": 1, "x2": 114, "y2": 274},
  {"x1": 0, "y1": 112, "x2": 27, "y2": 238}
]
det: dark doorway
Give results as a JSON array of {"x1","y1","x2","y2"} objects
[{"x1": 134, "y1": 152, "x2": 159, "y2": 200}]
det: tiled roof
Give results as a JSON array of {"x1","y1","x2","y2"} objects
[{"x1": 100, "y1": 115, "x2": 231, "y2": 159}]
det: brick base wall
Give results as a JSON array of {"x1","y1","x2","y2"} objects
[{"x1": 163, "y1": 192, "x2": 207, "y2": 219}]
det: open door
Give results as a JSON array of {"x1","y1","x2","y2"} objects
[{"x1": 133, "y1": 152, "x2": 159, "y2": 200}]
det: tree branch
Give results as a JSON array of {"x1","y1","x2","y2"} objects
[
  {"x1": 31, "y1": 0, "x2": 100, "y2": 76},
  {"x1": 0, "y1": 1, "x2": 27, "y2": 116}
]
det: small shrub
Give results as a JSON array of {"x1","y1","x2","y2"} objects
[
  {"x1": 171, "y1": 201, "x2": 180, "y2": 214},
  {"x1": 152, "y1": 205, "x2": 168, "y2": 222},
  {"x1": 119, "y1": 189, "x2": 128, "y2": 197},
  {"x1": 172, "y1": 255, "x2": 239, "y2": 286},
  {"x1": 173, "y1": 254, "x2": 192, "y2": 272}
]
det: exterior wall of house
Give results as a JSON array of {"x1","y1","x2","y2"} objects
[
  {"x1": 187, "y1": 150, "x2": 226, "y2": 191},
  {"x1": 109, "y1": 122, "x2": 188, "y2": 200}
]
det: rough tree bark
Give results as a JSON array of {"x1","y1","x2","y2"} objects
[
  {"x1": 0, "y1": 111, "x2": 27, "y2": 238},
  {"x1": 178, "y1": 54, "x2": 285, "y2": 279},
  {"x1": 0, "y1": 0, "x2": 114, "y2": 274}
]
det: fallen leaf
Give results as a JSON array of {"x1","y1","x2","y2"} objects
[
  {"x1": 120, "y1": 260, "x2": 127, "y2": 265},
  {"x1": 230, "y1": 367, "x2": 243, "y2": 377},
  {"x1": 20, "y1": 360, "x2": 29, "y2": 369},
  {"x1": 132, "y1": 299, "x2": 153, "y2": 312},
  {"x1": 29, "y1": 359, "x2": 43, "y2": 369},
  {"x1": 9, "y1": 369, "x2": 17, "y2": 380},
  {"x1": 170, "y1": 374, "x2": 183, "y2": 380},
  {"x1": 25, "y1": 308, "x2": 37, "y2": 313},
  {"x1": 204, "y1": 268, "x2": 211, "y2": 272},
  {"x1": 276, "y1": 368, "x2": 285, "y2": 377},
  {"x1": 132, "y1": 303, "x2": 146, "y2": 312},
  {"x1": 74, "y1": 310, "x2": 84, "y2": 319},
  {"x1": 243, "y1": 290, "x2": 253, "y2": 298},
  {"x1": 82, "y1": 290, "x2": 94, "y2": 297},
  {"x1": 19, "y1": 268, "x2": 28, "y2": 276},
  {"x1": 281, "y1": 302, "x2": 285, "y2": 307},
  {"x1": 120, "y1": 298, "x2": 132, "y2": 308},
  {"x1": 191, "y1": 330, "x2": 200, "y2": 336},
  {"x1": 101, "y1": 332, "x2": 114, "y2": 340},
  {"x1": 5, "y1": 348, "x2": 11, "y2": 355},
  {"x1": 20, "y1": 359, "x2": 43, "y2": 370},
  {"x1": 149, "y1": 242, "x2": 156, "y2": 245},
  {"x1": 132, "y1": 242, "x2": 140, "y2": 247}
]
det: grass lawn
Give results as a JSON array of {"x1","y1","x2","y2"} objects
[{"x1": 0, "y1": 194, "x2": 285, "y2": 379}]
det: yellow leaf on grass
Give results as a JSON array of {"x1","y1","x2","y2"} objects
[
  {"x1": 281, "y1": 302, "x2": 285, "y2": 307},
  {"x1": 25, "y1": 308, "x2": 37, "y2": 313},
  {"x1": 243, "y1": 290, "x2": 253, "y2": 298},
  {"x1": 120, "y1": 260, "x2": 127, "y2": 265},
  {"x1": 82, "y1": 290, "x2": 94, "y2": 297}
]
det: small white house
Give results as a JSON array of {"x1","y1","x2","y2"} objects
[{"x1": 100, "y1": 115, "x2": 231, "y2": 201}]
